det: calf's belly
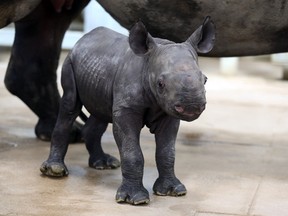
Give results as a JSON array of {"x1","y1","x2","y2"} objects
[
  {"x1": 78, "y1": 85, "x2": 113, "y2": 123},
  {"x1": 81, "y1": 95, "x2": 113, "y2": 123}
]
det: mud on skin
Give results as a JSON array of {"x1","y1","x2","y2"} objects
[{"x1": 40, "y1": 17, "x2": 215, "y2": 205}]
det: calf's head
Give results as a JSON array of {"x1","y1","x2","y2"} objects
[{"x1": 129, "y1": 17, "x2": 215, "y2": 121}]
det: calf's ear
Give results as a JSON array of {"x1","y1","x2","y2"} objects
[
  {"x1": 129, "y1": 21, "x2": 156, "y2": 55},
  {"x1": 186, "y1": 16, "x2": 215, "y2": 53}
]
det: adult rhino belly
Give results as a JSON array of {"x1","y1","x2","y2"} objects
[
  {"x1": 97, "y1": 0, "x2": 288, "y2": 56},
  {"x1": 0, "y1": 0, "x2": 41, "y2": 28}
]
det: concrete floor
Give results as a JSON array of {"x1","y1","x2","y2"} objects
[{"x1": 0, "y1": 53, "x2": 288, "y2": 216}]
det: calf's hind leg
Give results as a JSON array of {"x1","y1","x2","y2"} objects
[
  {"x1": 40, "y1": 59, "x2": 82, "y2": 177},
  {"x1": 82, "y1": 116, "x2": 120, "y2": 169}
]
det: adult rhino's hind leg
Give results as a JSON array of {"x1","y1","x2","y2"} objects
[
  {"x1": 40, "y1": 58, "x2": 82, "y2": 177},
  {"x1": 4, "y1": 0, "x2": 89, "y2": 141},
  {"x1": 82, "y1": 116, "x2": 120, "y2": 170}
]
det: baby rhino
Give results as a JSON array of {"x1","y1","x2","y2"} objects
[{"x1": 41, "y1": 17, "x2": 215, "y2": 205}]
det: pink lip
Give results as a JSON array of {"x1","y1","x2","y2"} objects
[
  {"x1": 183, "y1": 112, "x2": 196, "y2": 117},
  {"x1": 175, "y1": 106, "x2": 197, "y2": 117}
]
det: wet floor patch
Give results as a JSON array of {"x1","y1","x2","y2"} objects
[{"x1": 0, "y1": 141, "x2": 18, "y2": 152}]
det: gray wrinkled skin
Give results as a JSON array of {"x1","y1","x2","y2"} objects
[
  {"x1": 97, "y1": 0, "x2": 288, "y2": 57},
  {"x1": 40, "y1": 17, "x2": 215, "y2": 205}
]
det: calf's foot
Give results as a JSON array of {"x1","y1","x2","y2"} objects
[
  {"x1": 40, "y1": 160, "x2": 69, "y2": 177},
  {"x1": 116, "y1": 183, "x2": 150, "y2": 205},
  {"x1": 89, "y1": 154, "x2": 120, "y2": 170},
  {"x1": 153, "y1": 177, "x2": 187, "y2": 196}
]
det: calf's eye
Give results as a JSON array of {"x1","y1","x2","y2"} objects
[{"x1": 158, "y1": 79, "x2": 165, "y2": 88}]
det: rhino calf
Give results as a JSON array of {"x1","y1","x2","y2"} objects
[{"x1": 40, "y1": 17, "x2": 215, "y2": 205}]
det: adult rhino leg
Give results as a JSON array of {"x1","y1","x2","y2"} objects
[{"x1": 4, "y1": 0, "x2": 89, "y2": 141}]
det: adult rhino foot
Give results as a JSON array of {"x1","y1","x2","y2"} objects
[
  {"x1": 35, "y1": 119, "x2": 83, "y2": 143},
  {"x1": 35, "y1": 119, "x2": 56, "y2": 141},
  {"x1": 40, "y1": 160, "x2": 69, "y2": 177},
  {"x1": 116, "y1": 183, "x2": 150, "y2": 205},
  {"x1": 89, "y1": 154, "x2": 120, "y2": 170},
  {"x1": 153, "y1": 177, "x2": 187, "y2": 196}
]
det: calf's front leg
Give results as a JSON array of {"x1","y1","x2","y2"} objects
[
  {"x1": 153, "y1": 117, "x2": 187, "y2": 196},
  {"x1": 113, "y1": 112, "x2": 149, "y2": 205}
]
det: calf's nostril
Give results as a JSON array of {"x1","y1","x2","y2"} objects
[{"x1": 175, "y1": 105, "x2": 184, "y2": 113}]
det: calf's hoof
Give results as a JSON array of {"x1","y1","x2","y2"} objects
[
  {"x1": 89, "y1": 154, "x2": 120, "y2": 170},
  {"x1": 40, "y1": 161, "x2": 69, "y2": 177},
  {"x1": 153, "y1": 177, "x2": 187, "y2": 196},
  {"x1": 116, "y1": 184, "x2": 150, "y2": 205}
]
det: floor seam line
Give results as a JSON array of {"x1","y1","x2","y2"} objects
[
  {"x1": 196, "y1": 210, "x2": 247, "y2": 216},
  {"x1": 247, "y1": 179, "x2": 262, "y2": 215}
]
